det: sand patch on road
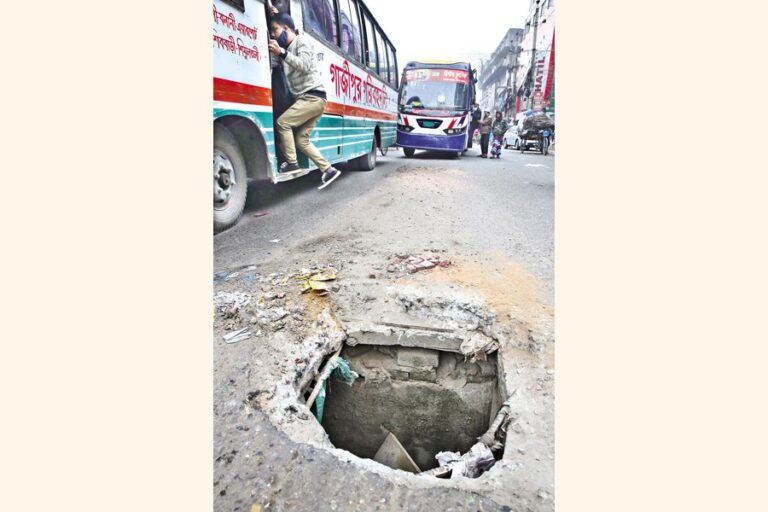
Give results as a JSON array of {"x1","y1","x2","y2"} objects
[{"x1": 421, "y1": 251, "x2": 552, "y2": 329}]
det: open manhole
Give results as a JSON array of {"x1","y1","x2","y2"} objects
[{"x1": 317, "y1": 344, "x2": 506, "y2": 473}]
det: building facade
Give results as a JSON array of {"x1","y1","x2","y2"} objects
[
  {"x1": 478, "y1": 28, "x2": 523, "y2": 119},
  {"x1": 514, "y1": 0, "x2": 555, "y2": 114}
]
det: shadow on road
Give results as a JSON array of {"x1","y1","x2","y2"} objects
[
  {"x1": 244, "y1": 157, "x2": 398, "y2": 212},
  {"x1": 394, "y1": 150, "x2": 463, "y2": 161}
]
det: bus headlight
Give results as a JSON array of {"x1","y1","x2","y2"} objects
[
  {"x1": 443, "y1": 127, "x2": 466, "y2": 135},
  {"x1": 398, "y1": 124, "x2": 414, "y2": 133}
]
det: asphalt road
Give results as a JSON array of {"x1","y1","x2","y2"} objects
[{"x1": 214, "y1": 144, "x2": 554, "y2": 302}]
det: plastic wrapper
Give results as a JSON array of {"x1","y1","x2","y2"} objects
[{"x1": 313, "y1": 357, "x2": 359, "y2": 422}]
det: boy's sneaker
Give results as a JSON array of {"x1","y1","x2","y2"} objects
[
  {"x1": 318, "y1": 167, "x2": 341, "y2": 190},
  {"x1": 280, "y1": 162, "x2": 302, "y2": 173}
]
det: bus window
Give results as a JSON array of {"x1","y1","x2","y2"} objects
[
  {"x1": 389, "y1": 44, "x2": 398, "y2": 88},
  {"x1": 376, "y1": 30, "x2": 388, "y2": 82},
  {"x1": 339, "y1": 0, "x2": 363, "y2": 63},
  {"x1": 221, "y1": 0, "x2": 244, "y2": 11},
  {"x1": 270, "y1": 0, "x2": 290, "y2": 14},
  {"x1": 362, "y1": 10, "x2": 378, "y2": 74},
  {"x1": 382, "y1": 42, "x2": 391, "y2": 85},
  {"x1": 304, "y1": 0, "x2": 338, "y2": 46},
  {"x1": 383, "y1": 42, "x2": 395, "y2": 87}
]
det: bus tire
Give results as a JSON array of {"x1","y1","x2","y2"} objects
[
  {"x1": 353, "y1": 137, "x2": 378, "y2": 171},
  {"x1": 403, "y1": 147, "x2": 416, "y2": 158},
  {"x1": 214, "y1": 124, "x2": 248, "y2": 234}
]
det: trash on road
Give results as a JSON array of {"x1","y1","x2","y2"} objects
[
  {"x1": 214, "y1": 291, "x2": 251, "y2": 317},
  {"x1": 252, "y1": 211, "x2": 270, "y2": 218},
  {"x1": 296, "y1": 270, "x2": 337, "y2": 295},
  {"x1": 386, "y1": 254, "x2": 452, "y2": 275},
  {"x1": 270, "y1": 239, "x2": 281, "y2": 243},
  {"x1": 223, "y1": 327, "x2": 251, "y2": 344},
  {"x1": 446, "y1": 442, "x2": 496, "y2": 479}
]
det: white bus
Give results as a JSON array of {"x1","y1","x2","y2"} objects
[{"x1": 213, "y1": 0, "x2": 399, "y2": 232}]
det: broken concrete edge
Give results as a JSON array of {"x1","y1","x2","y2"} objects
[
  {"x1": 495, "y1": 350, "x2": 554, "y2": 476},
  {"x1": 251, "y1": 306, "x2": 346, "y2": 449},
  {"x1": 243, "y1": 301, "x2": 553, "y2": 505}
]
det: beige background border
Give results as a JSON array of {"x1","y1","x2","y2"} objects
[{"x1": 3, "y1": 0, "x2": 767, "y2": 510}]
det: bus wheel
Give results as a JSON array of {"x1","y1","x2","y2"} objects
[
  {"x1": 403, "y1": 147, "x2": 416, "y2": 158},
  {"x1": 214, "y1": 124, "x2": 248, "y2": 234},
  {"x1": 353, "y1": 138, "x2": 378, "y2": 171}
]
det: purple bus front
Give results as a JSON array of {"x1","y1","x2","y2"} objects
[{"x1": 396, "y1": 66, "x2": 473, "y2": 155}]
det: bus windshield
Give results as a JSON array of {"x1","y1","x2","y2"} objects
[{"x1": 399, "y1": 68, "x2": 470, "y2": 114}]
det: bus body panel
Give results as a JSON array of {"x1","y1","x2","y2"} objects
[{"x1": 213, "y1": 0, "x2": 396, "y2": 180}]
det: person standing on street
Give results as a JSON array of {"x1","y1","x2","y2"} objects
[
  {"x1": 465, "y1": 103, "x2": 481, "y2": 151},
  {"x1": 268, "y1": 13, "x2": 341, "y2": 190},
  {"x1": 490, "y1": 111, "x2": 508, "y2": 159},
  {"x1": 477, "y1": 111, "x2": 492, "y2": 158}
]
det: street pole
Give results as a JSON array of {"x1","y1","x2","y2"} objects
[
  {"x1": 528, "y1": 1, "x2": 540, "y2": 110},
  {"x1": 507, "y1": 43, "x2": 517, "y2": 119}
]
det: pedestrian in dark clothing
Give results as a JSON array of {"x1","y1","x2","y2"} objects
[
  {"x1": 466, "y1": 103, "x2": 481, "y2": 150},
  {"x1": 477, "y1": 111, "x2": 492, "y2": 158}
]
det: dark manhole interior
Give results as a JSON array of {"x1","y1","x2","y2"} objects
[{"x1": 321, "y1": 344, "x2": 504, "y2": 471}]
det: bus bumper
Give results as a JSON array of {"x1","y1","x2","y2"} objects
[{"x1": 396, "y1": 131, "x2": 467, "y2": 152}]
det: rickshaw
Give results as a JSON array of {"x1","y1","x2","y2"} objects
[{"x1": 518, "y1": 111, "x2": 554, "y2": 156}]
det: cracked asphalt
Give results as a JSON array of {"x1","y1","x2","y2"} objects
[{"x1": 214, "y1": 145, "x2": 553, "y2": 303}]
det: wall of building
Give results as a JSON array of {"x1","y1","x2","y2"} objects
[
  {"x1": 478, "y1": 28, "x2": 523, "y2": 119},
  {"x1": 515, "y1": 0, "x2": 555, "y2": 113}
]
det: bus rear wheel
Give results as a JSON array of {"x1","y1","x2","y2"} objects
[
  {"x1": 403, "y1": 147, "x2": 416, "y2": 158},
  {"x1": 353, "y1": 137, "x2": 378, "y2": 171},
  {"x1": 214, "y1": 124, "x2": 248, "y2": 234}
]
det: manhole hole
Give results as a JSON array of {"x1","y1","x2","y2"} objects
[{"x1": 319, "y1": 344, "x2": 505, "y2": 472}]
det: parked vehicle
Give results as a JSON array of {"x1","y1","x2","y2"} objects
[
  {"x1": 503, "y1": 126, "x2": 520, "y2": 149},
  {"x1": 518, "y1": 111, "x2": 554, "y2": 155}
]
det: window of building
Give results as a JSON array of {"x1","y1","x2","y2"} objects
[
  {"x1": 339, "y1": 0, "x2": 363, "y2": 62},
  {"x1": 304, "y1": 0, "x2": 338, "y2": 46}
]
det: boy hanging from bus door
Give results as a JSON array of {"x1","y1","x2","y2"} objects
[
  {"x1": 267, "y1": 1, "x2": 292, "y2": 168},
  {"x1": 267, "y1": 9, "x2": 342, "y2": 190}
]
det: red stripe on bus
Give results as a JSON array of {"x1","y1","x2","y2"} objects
[
  {"x1": 325, "y1": 101, "x2": 345, "y2": 116},
  {"x1": 448, "y1": 118, "x2": 457, "y2": 129},
  {"x1": 342, "y1": 104, "x2": 397, "y2": 121},
  {"x1": 214, "y1": 78, "x2": 273, "y2": 106},
  {"x1": 214, "y1": 77, "x2": 396, "y2": 121}
]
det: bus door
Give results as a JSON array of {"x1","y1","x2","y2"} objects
[
  {"x1": 338, "y1": 0, "x2": 369, "y2": 162},
  {"x1": 265, "y1": 1, "x2": 293, "y2": 168}
]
